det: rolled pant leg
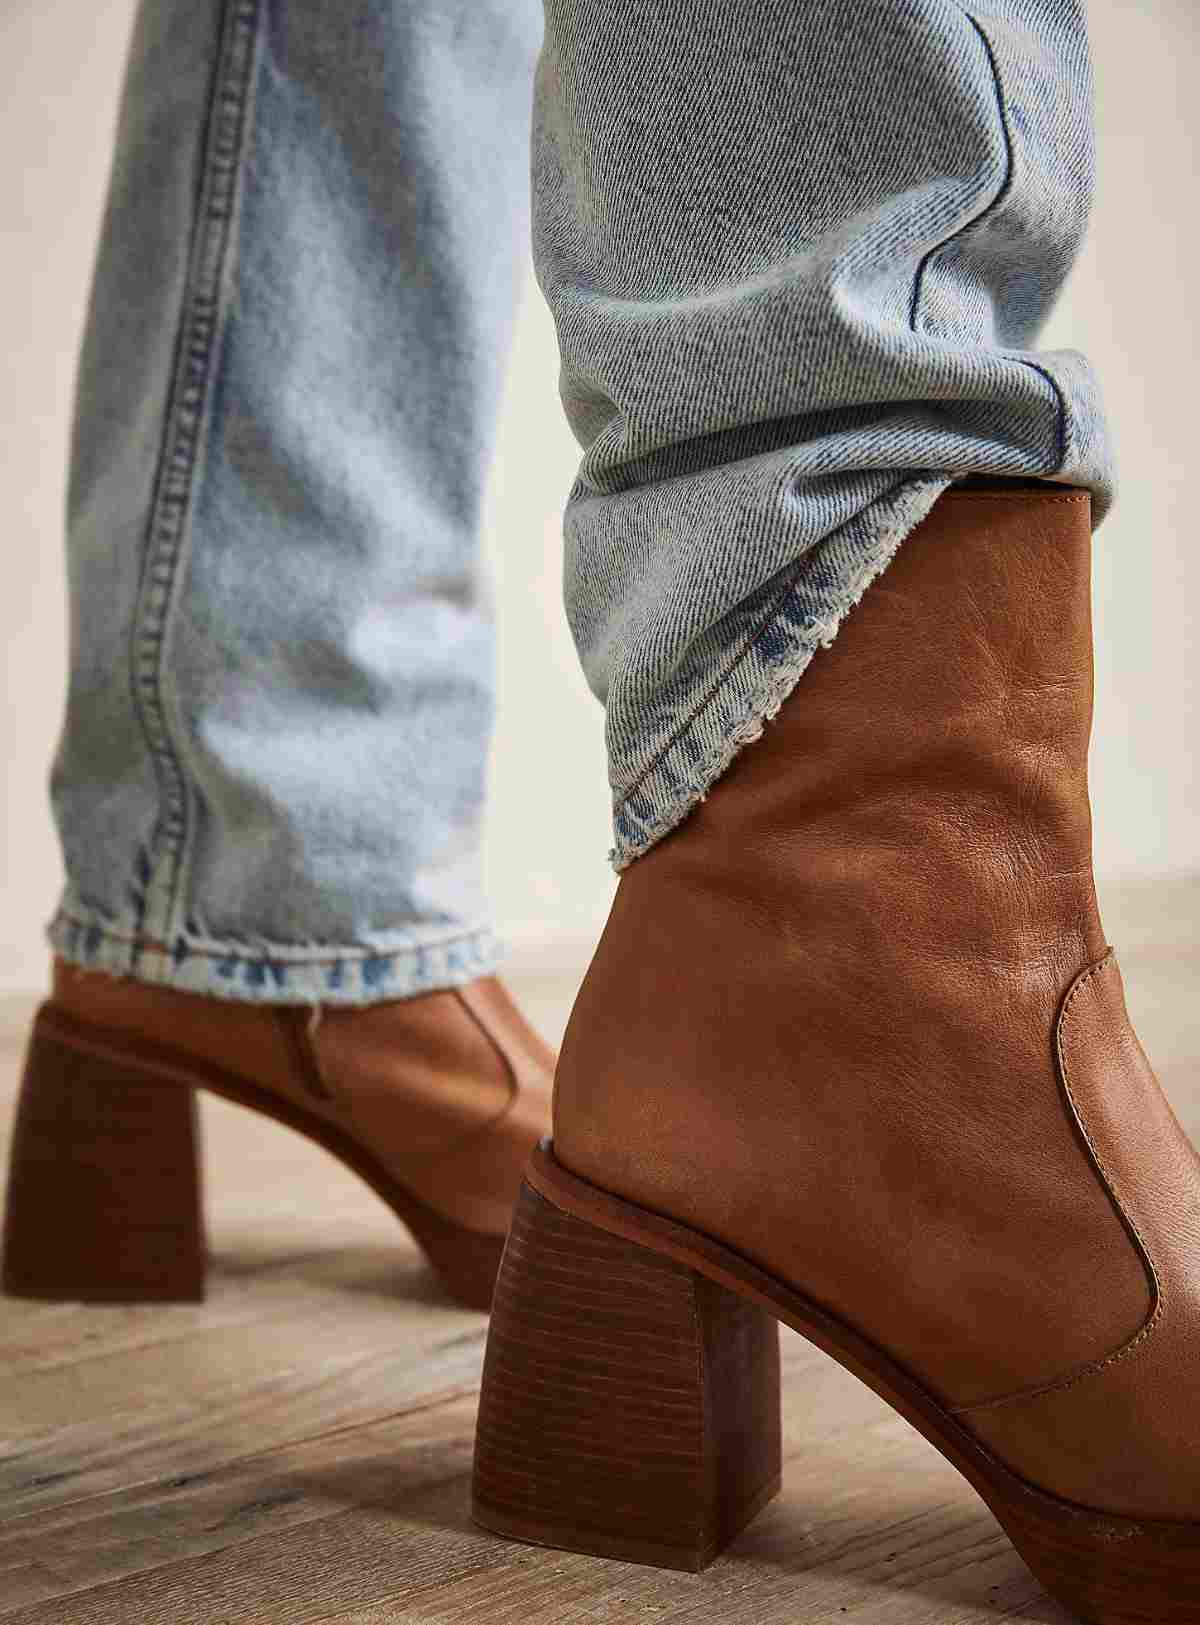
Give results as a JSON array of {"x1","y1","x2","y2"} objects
[
  {"x1": 533, "y1": 0, "x2": 1114, "y2": 866},
  {"x1": 50, "y1": 0, "x2": 541, "y2": 1002}
]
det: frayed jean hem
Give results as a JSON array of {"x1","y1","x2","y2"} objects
[
  {"x1": 609, "y1": 473, "x2": 953, "y2": 870},
  {"x1": 46, "y1": 894, "x2": 499, "y2": 1006}
]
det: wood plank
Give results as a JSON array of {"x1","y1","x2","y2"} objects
[
  {"x1": 0, "y1": 1331, "x2": 1072, "y2": 1623},
  {"x1": 0, "y1": 1397, "x2": 478, "y2": 1614},
  {"x1": 0, "y1": 1249, "x2": 431, "y2": 1379},
  {"x1": 0, "y1": 1293, "x2": 487, "y2": 1516},
  {"x1": 0, "y1": 1328, "x2": 796, "y2": 1598},
  {"x1": 0, "y1": 1355, "x2": 1076, "y2": 1625}
]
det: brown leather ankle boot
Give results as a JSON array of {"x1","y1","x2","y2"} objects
[
  {"x1": 473, "y1": 485, "x2": 1200, "y2": 1622},
  {"x1": 3, "y1": 961, "x2": 553, "y2": 1310}
]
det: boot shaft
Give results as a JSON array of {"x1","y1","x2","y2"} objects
[
  {"x1": 553, "y1": 484, "x2": 1135, "y2": 1411},
  {"x1": 650, "y1": 484, "x2": 1105, "y2": 976}
]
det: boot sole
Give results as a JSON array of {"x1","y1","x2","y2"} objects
[
  {"x1": 2, "y1": 1004, "x2": 505, "y2": 1312},
  {"x1": 473, "y1": 1140, "x2": 1200, "y2": 1624}
]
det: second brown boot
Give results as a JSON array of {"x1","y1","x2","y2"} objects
[
  {"x1": 3, "y1": 962, "x2": 553, "y2": 1310},
  {"x1": 473, "y1": 485, "x2": 1200, "y2": 1623}
]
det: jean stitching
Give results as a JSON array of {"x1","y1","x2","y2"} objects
[
  {"x1": 48, "y1": 904, "x2": 499, "y2": 1003},
  {"x1": 128, "y1": 0, "x2": 262, "y2": 970},
  {"x1": 611, "y1": 473, "x2": 928, "y2": 820},
  {"x1": 51, "y1": 909, "x2": 491, "y2": 968},
  {"x1": 608, "y1": 560, "x2": 838, "y2": 820},
  {"x1": 907, "y1": 12, "x2": 1011, "y2": 330},
  {"x1": 912, "y1": 8, "x2": 1070, "y2": 474}
]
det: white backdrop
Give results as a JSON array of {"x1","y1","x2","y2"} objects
[{"x1": 2, "y1": 0, "x2": 1197, "y2": 994}]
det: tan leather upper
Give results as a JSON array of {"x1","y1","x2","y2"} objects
[
  {"x1": 554, "y1": 485, "x2": 1200, "y2": 1518},
  {"x1": 963, "y1": 953, "x2": 1200, "y2": 1517},
  {"x1": 51, "y1": 961, "x2": 554, "y2": 1235}
]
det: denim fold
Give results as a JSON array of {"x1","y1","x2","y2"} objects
[{"x1": 533, "y1": 0, "x2": 1111, "y2": 865}]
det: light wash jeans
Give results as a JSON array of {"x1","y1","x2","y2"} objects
[{"x1": 50, "y1": 0, "x2": 1113, "y2": 1005}]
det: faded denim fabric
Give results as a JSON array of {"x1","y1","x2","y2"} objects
[
  {"x1": 536, "y1": 0, "x2": 1111, "y2": 862},
  {"x1": 51, "y1": 1, "x2": 541, "y2": 1003},
  {"x1": 50, "y1": 0, "x2": 1112, "y2": 1003}
]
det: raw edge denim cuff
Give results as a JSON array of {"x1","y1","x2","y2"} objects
[
  {"x1": 47, "y1": 892, "x2": 500, "y2": 1007},
  {"x1": 609, "y1": 474, "x2": 954, "y2": 870}
]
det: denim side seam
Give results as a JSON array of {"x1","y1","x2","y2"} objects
[
  {"x1": 127, "y1": 0, "x2": 263, "y2": 975},
  {"x1": 939, "y1": 8, "x2": 1072, "y2": 476},
  {"x1": 609, "y1": 474, "x2": 951, "y2": 868},
  {"x1": 48, "y1": 894, "x2": 500, "y2": 1007},
  {"x1": 609, "y1": 5, "x2": 1073, "y2": 871}
]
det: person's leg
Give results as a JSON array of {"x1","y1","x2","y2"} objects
[
  {"x1": 4, "y1": 0, "x2": 553, "y2": 1312},
  {"x1": 532, "y1": 0, "x2": 1111, "y2": 863},
  {"x1": 475, "y1": 5, "x2": 1200, "y2": 1614},
  {"x1": 52, "y1": 0, "x2": 539, "y2": 1003}
]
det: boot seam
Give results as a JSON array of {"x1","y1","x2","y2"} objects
[
  {"x1": 915, "y1": 8, "x2": 1070, "y2": 476},
  {"x1": 951, "y1": 951, "x2": 1164, "y2": 1417},
  {"x1": 387, "y1": 987, "x2": 528, "y2": 1179},
  {"x1": 938, "y1": 491, "x2": 1089, "y2": 505},
  {"x1": 276, "y1": 1007, "x2": 334, "y2": 1102}
]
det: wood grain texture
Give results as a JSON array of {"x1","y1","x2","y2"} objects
[
  {"x1": 473, "y1": 1182, "x2": 782, "y2": 1570},
  {"x1": 0, "y1": 945, "x2": 1196, "y2": 1623}
]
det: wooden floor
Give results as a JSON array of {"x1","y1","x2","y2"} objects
[{"x1": 2, "y1": 912, "x2": 1198, "y2": 1624}]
